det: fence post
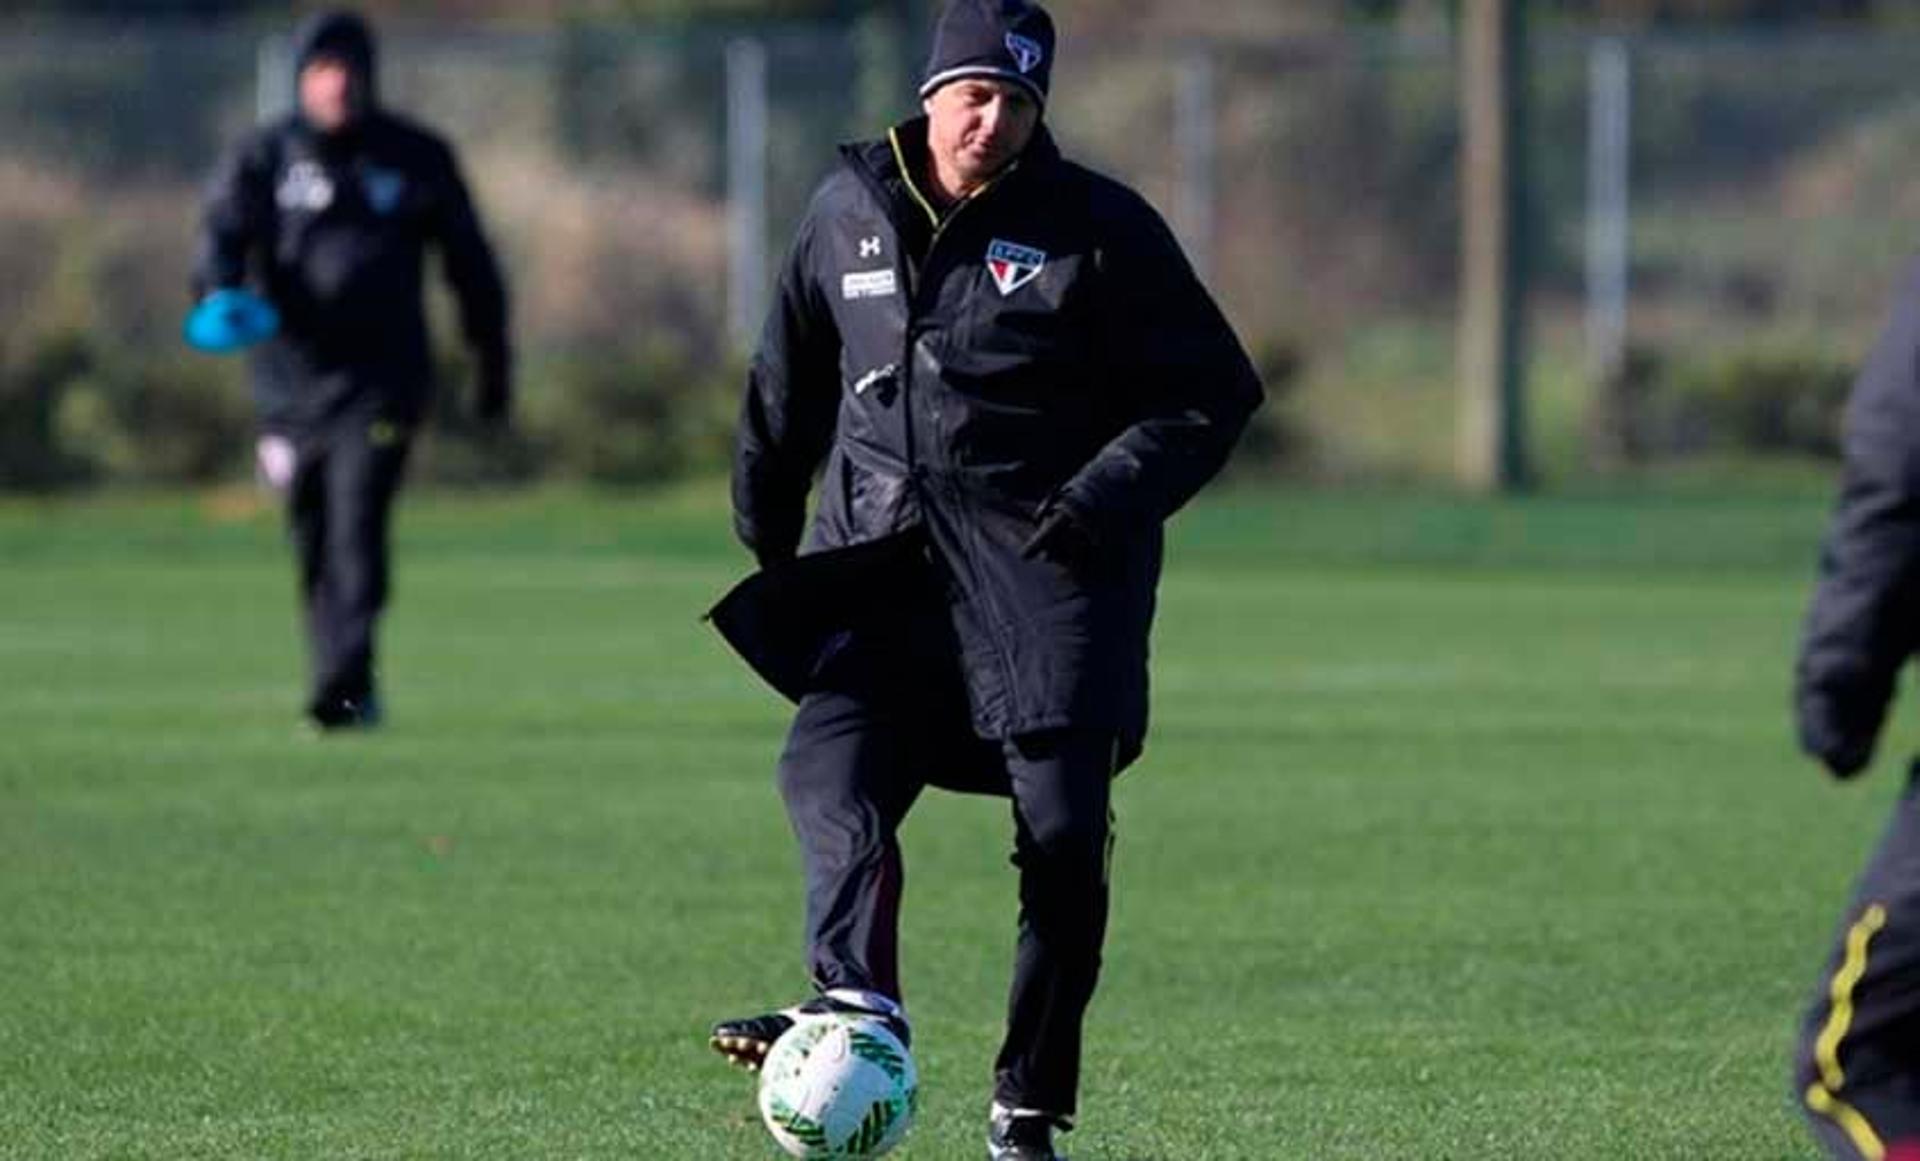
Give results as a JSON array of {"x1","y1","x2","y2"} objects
[
  {"x1": 727, "y1": 37, "x2": 769, "y2": 355},
  {"x1": 1173, "y1": 45, "x2": 1216, "y2": 281},
  {"x1": 1456, "y1": 0, "x2": 1531, "y2": 493},
  {"x1": 256, "y1": 34, "x2": 292, "y2": 123},
  {"x1": 1586, "y1": 36, "x2": 1634, "y2": 463}
]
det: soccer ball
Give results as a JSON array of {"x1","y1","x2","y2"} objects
[{"x1": 757, "y1": 1015, "x2": 918, "y2": 1158}]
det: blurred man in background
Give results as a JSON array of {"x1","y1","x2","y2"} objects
[
  {"x1": 706, "y1": 1, "x2": 1262, "y2": 1155},
  {"x1": 194, "y1": 8, "x2": 511, "y2": 731},
  {"x1": 1792, "y1": 262, "x2": 1920, "y2": 1161}
]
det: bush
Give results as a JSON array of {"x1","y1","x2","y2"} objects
[
  {"x1": 1664, "y1": 346, "x2": 1853, "y2": 458},
  {"x1": 525, "y1": 341, "x2": 740, "y2": 486},
  {"x1": 1229, "y1": 338, "x2": 1308, "y2": 473},
  {"x1": 407, "y1": 344, "x2": 548, "y2": 488},
  {"x1": 1598, "y1": 343, "x2": 1854, "y2": 462},
  {"x1": 0, "y1": 328, "x2": 95, "y2": 490},
  {"x1": 57, "y1": 351, "x2": 253, "y2": 485}
]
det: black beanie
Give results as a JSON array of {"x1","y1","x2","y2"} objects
[{"x1": 919, "y1": 0, "x2": 1055, "y2": 107}]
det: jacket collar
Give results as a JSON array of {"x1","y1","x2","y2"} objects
[{"x1": 843, "y1": 116, "x2": 1060, "y2": 229}]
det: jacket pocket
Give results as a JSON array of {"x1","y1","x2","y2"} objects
[{"x1": 840, "y1": 451, "x2": 911, "y2": 539}]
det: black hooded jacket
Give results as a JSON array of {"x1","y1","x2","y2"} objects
[
  {"x1": 1797, "y1": 257, "x2": 1920, "y2": 776},
  {"x1": 194, "y1": 10, "x2": 510, "y2": 432},
  {"x1": 731, "y1": 118, "x2": 1263, "y2": 763}
]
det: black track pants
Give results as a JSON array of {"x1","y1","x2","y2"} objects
[
  {"x1": 989, "y1": 727, "x2": 1116, "y2": 1122},
  {"x1": 1795, "y1": 763, "x2": 1920, "y2": 1160},
  {"x1": 777, "y1": 631, "x2": 1117, "y2": 1121},
  {"x1": 285, "y1": 418, "x2": 411, "y2": 713}
]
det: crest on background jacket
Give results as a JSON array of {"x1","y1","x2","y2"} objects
[
  {"x1": 362, "y1": 167, "x2": 407, "y2": 215},
  {"x1": 986, "y1": 239, "x2": 1046, "y2": 297},
  {"x1": 277, "y1": 160, "x2": 335, "y2": 212}
]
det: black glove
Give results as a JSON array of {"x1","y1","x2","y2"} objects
[
  {"x1": 1021, "y1": 498, "x2": 1099, "y2": 567},
  {"x1": 1797, "y1": 689, "x2": 1881, "y2": 780}
]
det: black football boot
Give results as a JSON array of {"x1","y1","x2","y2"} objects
[
  {"x1": 987, "y1": 1103, "x2": 1066, "y2": 1161},
  {"x1": 709, "y1": 989, "x2": 910, "y2": 1072}
]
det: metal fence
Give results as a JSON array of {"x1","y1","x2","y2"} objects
[{"x1": 3, "y1": 17, "x2": 1918, "y2": 486}]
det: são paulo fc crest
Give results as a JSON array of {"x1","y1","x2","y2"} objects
[
  {"x1": 1005, "y1": 32, "x2": 1044, "y2": 74},
  {"x1": 986, "y1": 239, "x2": 1046, "y2": 297}
]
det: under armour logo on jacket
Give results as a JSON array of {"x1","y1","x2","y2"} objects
[{"x1": 860, "y1": 236, "x2": 883, "y2": 259}]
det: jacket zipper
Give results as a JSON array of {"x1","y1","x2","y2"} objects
[
  {"x1": 881, "y1": 132, "x2": 1029, "y2": 718},
  {"x1": 885, "y1": 128, "x2": 936, "y2": 477},
  {"x1": 883, "y1": 127, "x2": 1013, "y2": 473},
  {"x1": 846, "y1": 130, "x2": 1032, "y2": 723}
]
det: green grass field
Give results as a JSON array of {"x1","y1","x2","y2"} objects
[{"x1": 1, "y1": 484, "x2": 1907, "y2": 1159}]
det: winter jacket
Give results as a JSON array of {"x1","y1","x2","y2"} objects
[
  {"x1": 731, "y1": 117, "x2": 1263, "y2": 764},
  {"x1": 194, "y1": 11, "x2": 509, "y2": 432},
  {"x1": 1797, "y1": 257, "x2": 1920, "y2": 777}
]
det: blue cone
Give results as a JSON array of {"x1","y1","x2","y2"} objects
[{"x1": 183, "y1": 288, "x2": 280, "y2": 354}]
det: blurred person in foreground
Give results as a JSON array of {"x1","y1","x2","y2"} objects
[
  {"x1": 1792, "y1": 260, "x2": 1920, "y2": 1161},
  {"x1": 703, "y1": 1, "x2": 1262, "y2": 1156},
  {"x1": 194, "y1": 8, "x2": 511, "y2": 731}
]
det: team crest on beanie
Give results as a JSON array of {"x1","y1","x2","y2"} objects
[{"x1": 1005, "y1": 31, "x2": 1044, "y2": 74}]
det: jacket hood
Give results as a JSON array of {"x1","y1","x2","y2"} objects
[{"x1": 292, "y1": 9, "x2": 378, "y2": 121}]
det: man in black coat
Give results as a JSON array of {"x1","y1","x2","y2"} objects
[
  {"x1": 195, "y1": 9, "x2": 511, "y2": 730},
  {"x1": 1792, "y1": 259, "x2": 1920, "y2": 1161},
  {"x1": 706, "y1": 2, "x2": 1262, "y2": 1155}
]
